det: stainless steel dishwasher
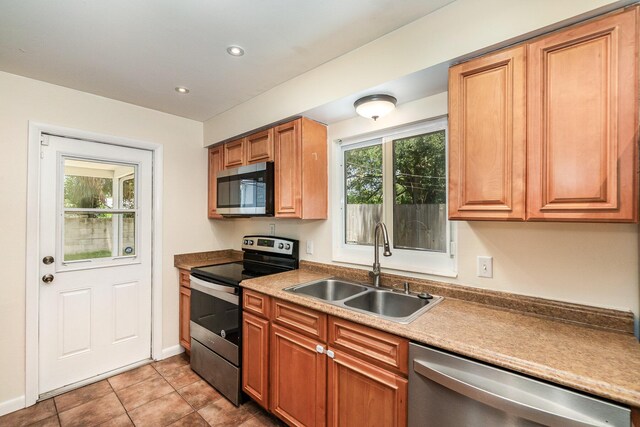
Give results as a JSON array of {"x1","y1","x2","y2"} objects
[{"x1": 408, "y1": 343, "x2": 630, "y2": 427}]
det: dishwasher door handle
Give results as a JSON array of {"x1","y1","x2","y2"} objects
[{"x1": 413, "y1": 359, "x2": 607, "y2": 427}]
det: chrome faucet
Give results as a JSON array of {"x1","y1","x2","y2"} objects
[{"x1": 369, "y1": 222, "x2": 392, "y2": 287}]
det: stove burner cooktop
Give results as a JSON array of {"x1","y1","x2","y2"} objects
[{"x1": 190, "y1": 262, "x2": 260, "y2": 286}]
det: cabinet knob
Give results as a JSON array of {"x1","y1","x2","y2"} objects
[
  {"x1": 326, "y1": 349, "x2": 335, "y2": 359},
  {"x1": 316, "y1": 344, "x2": 324, "y2": 353}
]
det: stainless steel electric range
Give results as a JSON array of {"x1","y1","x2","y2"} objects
[{"x1": 189, "y1": 235, "x2": 299, "y2": 406}]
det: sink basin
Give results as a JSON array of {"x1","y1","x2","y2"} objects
[
  {"x1": 284, "y1": 278, "x2": 443, "y2": 323},
  {"x1": 287, "y1": 279, "x2": 369, "y2": 301},
  {"x1": 344, "y1": 290, "x2": 430, "y2": 319}
]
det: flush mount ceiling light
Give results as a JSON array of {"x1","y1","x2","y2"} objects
[
  {"x1": 175, "y1": 86, "x2": 190, "y2": 94},
  {"x1": 226, "y1": 45, "x2": 245, "y2": 56},
  {"x1": 354, "y1": 94, "x2": 397, "y2": 121}
]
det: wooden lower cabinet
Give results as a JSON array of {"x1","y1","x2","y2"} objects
[
  {"x1": 242, "y1": 312, "x2": 270, "y2": 410},
  {"x1": 327, "y1": 348, "x2": 407, "y2": 427},
  {"x1": 241, "y1": 291, "x2": 408, "y2": 426},
  {"x1": 270, "y1": 323, "x2": 327, "y2": 427},
  {"x1": 179, "y1": 285, "x2": 191, "y2": 353}
]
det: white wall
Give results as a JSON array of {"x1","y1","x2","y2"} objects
[
  {"x1": 210, "y1": 92, "x2": 640, "y2": 332},
  {"x1": 203, "y1": 0, "x2": 630, "y2": 144},
  {"x1": 0, "y1": 71, "x2": 221, "y2": 407}
]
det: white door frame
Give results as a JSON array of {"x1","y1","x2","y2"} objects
[{"x1": 25, "y1": 122, "x2": 164, "y2": 406}]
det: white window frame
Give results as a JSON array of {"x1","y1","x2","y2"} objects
[
  {"x1": 332, "y1": 117, "x2": 457, "y2": 278},
  {"x1": 58, "y1": 156, "x2": 140, "y2": 270}
]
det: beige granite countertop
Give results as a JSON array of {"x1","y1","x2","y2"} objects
[
  {"x1": 174, "y1": 249, "x2": 243, "y2": 270},
  {"x1": 240, "y1": 268, "x2": 640, "y2": 408}
]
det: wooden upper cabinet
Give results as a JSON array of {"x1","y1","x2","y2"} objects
[
  {"x1": 448, "y1": 45, "x2": 527, "y2": 220},
  {"x1": 208, "y1": 145, "x2": 224, "y2": 219},
  {"x1": 274, "y1": 120, "x2": 302, "y2": 217},
  {"x1": 274, "y1": 118, "x2": 328, "y2": 219},
  {"x1": 246, "y1": 129, "x2": 274, "y2": 164},
  {"x1": 527, "y1": 8, "x2": 638, "y2": 222},
  {"x1": 223, "y1": 138, "x2": 246, "y2": 169}
]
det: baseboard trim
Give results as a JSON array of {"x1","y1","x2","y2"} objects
[
  {"x1": 160, "y1": 345, "x2": 185, "y2": 360},
  {"x1": 0, "y1": 395, "x2": 26, "y2": 417}
]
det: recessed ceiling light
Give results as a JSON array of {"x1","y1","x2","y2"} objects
[
  {"x1": 175, "y1": 86, "x2": 190, "y2": 94},
  {"x1": 226, "y1": 46, "x2": 245, "y2": 57}
]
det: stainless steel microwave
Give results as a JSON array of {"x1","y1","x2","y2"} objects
[{"x1": 216, "y1": 162, "x2": 274, "y2": 216}]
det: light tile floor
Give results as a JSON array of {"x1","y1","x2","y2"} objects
[{"x1": 0, "y1": 354, "x2": 282, "y2": 427}]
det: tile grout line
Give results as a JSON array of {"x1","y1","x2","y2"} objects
[
  {"x1": 155, "y1": 358, "x2": 217, "y2": 427},
  {"x1": 109, "y1": 380, "x2": 132, "y2": 426},
  {"x1": 51, "y1": 397, "x2": 63, "y2": 427}
]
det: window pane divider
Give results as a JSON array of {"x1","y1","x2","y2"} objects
[{"x1": 63, "y1": 208, "x2": 136, "y2": 214}]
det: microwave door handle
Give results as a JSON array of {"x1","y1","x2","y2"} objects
[{"x1": 412, "y1": 360, "x2": 605, "y2": 427}]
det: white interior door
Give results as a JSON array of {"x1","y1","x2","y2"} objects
[{"x1": 38, "y1": 134, "x2": 153, "y2": 394}]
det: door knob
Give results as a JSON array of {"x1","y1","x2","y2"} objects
[
  {"x1": 42, "y1": 274, "x2": 54, "y2": 284},
  {"x1": 43, "y1": 256, "x2": 54, "y2": 265}
]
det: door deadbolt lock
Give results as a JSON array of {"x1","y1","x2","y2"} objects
[
  {"x1": 43, "y1": 256, "x2": 54, "y2": 265},
  {"x1": 42, "y1": 274, "x2": 54, "y2": 284}
]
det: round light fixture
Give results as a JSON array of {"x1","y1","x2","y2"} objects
[
  {"x1": 226, "y1": 45, "x2": 245, "y2": 56},
  {"x1": 175, "y1": 86, "x2": 190, "y2": 94},
  {"x1": 354, "y1": 94, "x2": 397, "y2": 121}
]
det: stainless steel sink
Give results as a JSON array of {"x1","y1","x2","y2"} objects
[
  {"x1": 344, "y1": 290, "x2": 429, "y2": 318},
  {"x1": 287, "y1": 279, "x2": 369, "y2": 301},
  {"x1": 284, "y1": 278, "x2": 443, "y2": 324}
]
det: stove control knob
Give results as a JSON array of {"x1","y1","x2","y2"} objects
[
  {"x1": 285, "y1": 244, "x2": 291, "y2": 250},
  {"x1": 248, "y1": 240, "x2": 254, "y2": 245},
  {"x1": 278, "y1": 243, "x2": 284, "y2": 249},
  {"x1": 243, "y1": 239, "x2": 248, "y2": 245}
]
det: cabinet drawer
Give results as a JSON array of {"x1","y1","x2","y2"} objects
[
  {"x1": 328, "y1": 317, "x2": 408, "y2": 376},
  {"x1": 272, "y1": 299, "x2": 327, "y2": 341},
  {"x1": 179, "y1": 269, "x2": 190, "y2": 287},
  {"x1": 243, "y1": 290, "x2": 271, "y2": 318}
]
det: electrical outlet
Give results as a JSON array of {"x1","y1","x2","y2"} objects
[
  {"x1": 477, "y1": 256, "x2": 493, "y2": 278},
  {"x1": 306, "y1": 240, "x2": 314, "y2": 255},
  {"x1": 269, "y1": 224, "x2": 275, "y2": 236}
]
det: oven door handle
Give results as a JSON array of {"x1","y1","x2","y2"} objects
[{"x1": 189, "y1": 275, "x2": 239, "y2": 305}]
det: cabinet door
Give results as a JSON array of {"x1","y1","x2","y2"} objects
[
  {"x1": 270, "y1": 323, "x2": 326, "y2": 426},
  {"x1": 327, "y1": 348, "x2": 407, "y2": 427},
  {"x1": 274, "y1": 120, "x2": 302, "y2": 217},
  {"x1": 224, "y1": 138, "x2": 246, "y2": 169},
  {"x1": 242, "y1": 312, "x2": 270, "y2": 410},
  {"x1": 246, "y1": 129, "x2": 274, "y2": 164},
  {"x1": 207, "y1": 146, "x2": 224, "y2": 219},
  {"x1": 179, "y1": 286, "x2": 191, "y2": 352},
  {"x1": 527, "y1": 8, "x2": 638, "y2": 222},
  {"x1": 448, "y1": 45, "x2": 526, "y2": 220}
]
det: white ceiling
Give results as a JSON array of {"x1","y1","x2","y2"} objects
[{"x1": 0, "y1": 0, "x2": 455, "y2": 122}]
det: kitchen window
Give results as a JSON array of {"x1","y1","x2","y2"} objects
[{"x1": 335, "y1": 118, "x2": 456, "y2": 277}]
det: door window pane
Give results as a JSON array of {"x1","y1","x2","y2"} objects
[
  {"x1": 344, "y1": 144, "x2": 383, "y2": 245},
  {"x1": 393, "y1": 130, "x2": 446, "y2": 252},
  {"x1": 62, "y1": 158, "x2": 137, "y2": 262},
  {"x1": 64, "y1": 175, "x2": 114, "y2": 209},
  {"x1": 120, "y1": 176, "x2": 135, "y2": 209},
  {"x1": 64, "y1": 213, "x2": 136, "y2": 261}
]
